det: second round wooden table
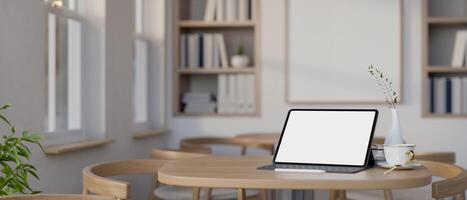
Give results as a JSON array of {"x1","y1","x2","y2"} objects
[{"x1": 158, "y1": 156, "x2": 432, "y2": 200}]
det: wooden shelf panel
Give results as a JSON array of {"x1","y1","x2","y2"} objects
[
  {"x1": 177, "y1": 68, "x2": 256, "y2": 74},
  {"x1": 178, "y1": 20, "x2": 256, "y2": 28},
  {"x1": 423, "y1": 113, "x2": 467, "y2": 118},
  {"x1": 428, "y1": 17, "x2": 467, "y2": 25},
  {"x1": 44, "y1": 139, "x2": 114, "y2": 155},
  {"x1": 133, "y1": 128, "x2": 168, "y2": 139},
  {"x1": 427, "y1": 66, "x2": 467, "y2": 73}
]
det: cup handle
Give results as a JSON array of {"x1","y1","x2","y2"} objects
[{"x1": 406, "y1": 150, "x2": 415, "y2": 160}]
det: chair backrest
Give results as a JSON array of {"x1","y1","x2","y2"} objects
[
  {"x1": 416, "y1": 152, "x2": 456, "y2": 164},
  {"x1": 0, "y1": 194, "x2": 115, "y2": 200},
  {"x1": 180, "y1": 137, "x2": 273, "y2": 155},
  {"x1": 151, "y1": 148, "x2": 210, "y2": 160},
  {"x1": 417, "y1": 160, "x2": 467, "y2": 199},
  {"x1": 82, "y1": 159, "x2": 166, "y2": 200}
]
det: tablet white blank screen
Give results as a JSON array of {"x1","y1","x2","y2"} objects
[{"x1": 275, "y1": 110, "x2": 376, "y2": 166}]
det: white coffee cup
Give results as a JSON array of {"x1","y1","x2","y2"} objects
[{"x1": 383, "y1": 144, "x2": 415, "y2": 166}]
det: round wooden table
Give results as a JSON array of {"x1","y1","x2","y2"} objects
[
  {"x1": 158, "y1": 156, "x2": 432, "y2": 200},
  {"x1": 233, "y1": 133, "x2": 280, "y2": 145}
]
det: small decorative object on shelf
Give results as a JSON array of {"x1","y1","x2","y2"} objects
[
  {"x1": 231, "y1": 42, "x2": 249, "y2": 68},
  {"x1": 368, "y1": 65, "x2": 404, "y2": 144},
  {"x1": 0, "y1": 103, "x2": 43, "y2": 195}
]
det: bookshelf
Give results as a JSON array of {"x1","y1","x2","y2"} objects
[
  {"x1": 173, "y1": 0, "x2": 261, "y2": 116},
  {"x1": 422, "y1": 0, "x2": 467, "y2": 118}
]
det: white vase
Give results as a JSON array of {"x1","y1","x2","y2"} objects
[
  {"x1": 384, "y1": 108, "x2": 405, "y2": 144},
  {"x1": 231, "y1": 55, "x2": 249, "y2": 68}
]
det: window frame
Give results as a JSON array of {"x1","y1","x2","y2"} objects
[
  {"x1": 44, "y1": 0, "x2": 107, "y2": 146},
  {"x1": 132, "y1": 0, "x2": 168, "y2": 136}
]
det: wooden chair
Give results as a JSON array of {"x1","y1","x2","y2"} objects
[
  {"x1": 347, "y1": 152, "x2": 459, "y2": 200},
  {"x1": 151, "y1": 148, "x2": 210, "y2": 160},
  {"x1": 180, "y1": 137, "x2": 274, "y2": 155},
  {"x1": 151, "y1": 148, "x2": 256, "y2": 200},
  {"x1": 180, "y1": 137, "x2": 269, "y2": 200},
  {"x1": 151, "y1": 148, "x2": 208, "y2": 200},
  {"x1": 82, "y1": 159, "x2": 166, "y2": 200},
  {"x1": 380, "y1": 152, "x2": 457, "y2": 200},
  {"x1": 0, "y1": 194, "x2": 114, "y2": 200},
  {"x1": 418, "y1": 160, "x2": 467, "y2": 200}
]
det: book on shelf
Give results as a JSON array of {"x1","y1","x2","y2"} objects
[
  {"x1": 463, "y1": 77, "x2": 467, "y2": 114},
  {"x1": 227, "y1": 74, "x2": 237, "y2": 112},
  {"x1": 217, "y1": 74, "x2": 255, "y2": 114},
  {"x1": 245, "y1": 74, "x2": 255, "y2": 112},
  {"x1": 429, "y1": 78, "x2": 435, "y2": 113},
  {"x1": 432, "y1": 77, "x2": 447, "y2": 114},
  {"x1": 238, "y1": 0, "x2": 248, "y2": 21},
  {"x1": 248, "y1": 0, "x2": 253, "y2": 20},
  {"x1": 182, "y1": 92, "x2": 217, "y2": 113},
  {"x1": 217, "y1": 74, "x2": 228, "y2": 113},
  {"x1": 204, "y1": 0, "x2": 217, "y2": 21},
  {"x1": 180, "y1": 34, "x2": 187, "y2": 68},
  {"x1": 452, "y1": 77, "x2": 462, "y2": 114},
  {"x1": 199, "y1": 35, "x2": 204, "y2": 67},
  {"x1": 188, "y1": 34, "x2": 200, "y2": 68},
  {"x1": 430, "y1": 76, "x2": 466, "y2": 115},
  {"x1": 226, "y1": 0, "x2": 238, "y2": 21},
  {"x1": 451, "y1": 30, "x2": 467, "y2": 68},
  {"x1": 216, "y1": 0, "x2": 225, "y2": 21},
  {"x1": 215, "y1": 34, "x2": 229, "y2": 68},
  {"x1": 446, "y1": 78, "x2": 452, "y2": 113},
  {"x1": 203, "y1": 0, "x2": 254, "y2": 22},
  {"x1": 181, "y1": 33, "x2": 228, "y2": 69},
  {"x1": 213, "y1": 35, "x2": 220, "y2": 67},
  {"x1": 236, "y1": 74, "x2": 246, "y2": 112},
  {"x1": 203, "y1": 33, "x2": 214, "y2": 68}
]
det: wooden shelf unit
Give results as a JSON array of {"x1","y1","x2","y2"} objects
[
  {"x1": 427, "y1": 66, "x2": 467, "y2": 73},
  {"x1": 178, "y1": 20, "x2": 256, "y2": 28},
  {"x1": 172, "y1": 0, "x2": 261, "y2": 116},
  {"x1": 177, "y1": 67, "x2": 256, "y2": 74},
  {"x1": 422, "y1": 0, "x2": 467, "y2": 118},
  {"x1": 428, "y1": 17, "x2": 467, "y2": 25}
]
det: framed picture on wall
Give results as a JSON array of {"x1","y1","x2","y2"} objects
[{"x1": 285, "y1": 0, "x2": 403, "y2": 103}]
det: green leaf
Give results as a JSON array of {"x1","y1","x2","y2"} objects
[
  {"x1": 0, "y1": 103, "x2": 42, "y2": 195},
  {"x1": 0, "y1": 104, "x2": 11, "y2": 110},
  {"x1": 0, "y1": 114, "x2": 14, "y2": 129}
]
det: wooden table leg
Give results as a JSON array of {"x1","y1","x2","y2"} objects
[
  {"x1": 192, "y1": 187, "x2": 201, "y2": 200},
  {"x1": 456, "y1": 192, "x2": 465, "y2": 200},
  {"x1": 270, "y1": 189, "x2": 277, "y2": 200},
  {"x1": 259, "y1": 189, "x2": 268, "y2": 200},
  {"x1": 338, "y1": 190, "x2": 347, "y2": 200},
  {"x1": 329, "y1": 190, "x2": 339, "y2": 200},
  {"x1": 237, "y1": 188, "x2": 246, "y2": 200},
  {"x1": 383, "y1": 189, "x2": 394, "y2": 200},
  {"x1": 203, "y1": 188, "x2": 212, "y2": 200}
]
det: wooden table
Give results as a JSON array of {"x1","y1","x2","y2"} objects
[
  {"x1": 158, "y1": 156, "x2": 432, "y2": 200},
  {"x1": 233, "y1": 133, "x2": 280, "y2": 146}
]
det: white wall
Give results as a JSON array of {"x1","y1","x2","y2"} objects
[
  {"x1": 168, "y1": 0, "x2": 467, "y2": 169},
  {"x1": 0, "y1": 0, "x2": 168, "y2": 199}
]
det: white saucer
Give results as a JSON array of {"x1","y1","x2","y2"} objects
[{"x1": 376, "y1": 162, "x2": 421, "y2": 170}]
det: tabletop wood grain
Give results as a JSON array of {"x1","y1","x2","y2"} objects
[{"x1": 158, "y1": 156, "x2": 432, "y2": 190}]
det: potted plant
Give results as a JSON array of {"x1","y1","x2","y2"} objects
[
  {"x1": 0, "y1": 103, "x2": 43, "y2": 195},
  {"x1": 230, "y1": 42, "x2": 249, "y2": 68},
  {"x1": 368, "y1": 66, "x2": 404, "y2": 145}
]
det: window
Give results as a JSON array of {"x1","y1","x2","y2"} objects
[
  {"x1": 45, "y1": 0, "x2": 106, "y2": 144},
  {"x1": 132, "y1": 0, "x2": 167, "y2": 133},
  {"x1": 46, "y1": 0, "x2": 82, "y2": 133},
  {"x1": 133, "y1": 0, "x2": 150, "y2": 128}
]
